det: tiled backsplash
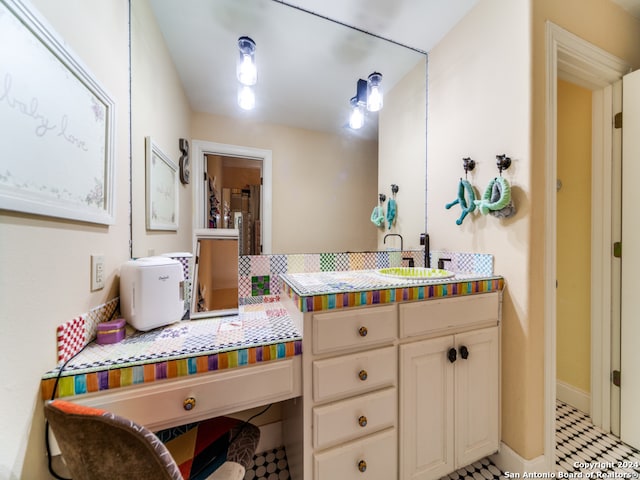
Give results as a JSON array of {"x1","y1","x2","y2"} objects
[
  {"x1": 239, "y1": 250, "x2": 493, "y2": 301},
  {"x1": 56, "y1": 250, "x2": 493, "y2": 363}
]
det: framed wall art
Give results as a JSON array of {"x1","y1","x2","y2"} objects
[
  {"x1": 145, "y1": 136, "x2": 178, "y2": 230},
  {"x1": 0, "y1": 0, "x2": 116, "y2": 224}
]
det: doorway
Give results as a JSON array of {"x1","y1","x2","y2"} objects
[
  {"x1": 556, "y1": 78, "x2": 593, "y2": 416},
  {"x1": 205, "y1": 154, "x2": 262, "y2": 254},
  {"x1": 544, "y1": 21, "x2": 630, "y2": 470},
  {"x1": 192, "y1": 140, "x2": 273, "y2": 254}
]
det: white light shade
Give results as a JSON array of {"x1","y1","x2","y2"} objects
[
  {"x1": 349, "y1": 103, "x2": 364, "y2": 130},
  {"x1": 237, "y1": 36, "x2": 257, "y2": 86},
  {"x1": 238, "y1": 85, "x2": 255, "y2": 110},
  {"x1": 367, "y1": 72, "x2": 383, "y2": 112}
]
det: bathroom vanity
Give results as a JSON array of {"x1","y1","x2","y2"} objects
[
  {"x1": 279, "y1": 269, "x2": 503, "y2": 480},
  {"x1": 41, "y1": 266, "x2": 502, "y2": 480}
]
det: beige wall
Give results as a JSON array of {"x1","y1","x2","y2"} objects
[
  {"x1": 428, "y1": 0, "x2": 534, "y2": 458},
  {"x1": 0, "y1": 1, "x2": 130, "y2": 478},
  {"x1": 378, "y1": 57, "x2": 427, "y2": 250},
  {"x1": 131, "y1": 0, "x2": 193, "y2": 258},
  {"x1": 556, "y1": 79, "x2": 592, "y2": 394},
  {"x1": 191, "y1": 112, "x2": 378, "y2": 254},
  {"x1": 430, "y1": 0, "x2": 640, "y2": 461}
]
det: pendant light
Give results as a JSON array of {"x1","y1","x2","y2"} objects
[
  {"x1": 236, "y1": 36, "x2": 257, "y2": 86},
  {"x1": 366, "y1": 72, "x2": 383, "y2": 112}
]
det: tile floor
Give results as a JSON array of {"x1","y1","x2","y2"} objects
[
  {"x1": 556, "y1": 400, "x2": 640, "y2": 475},
  {"x1": 244, "y1": 446, "x2": 290, "y2": 480},
  {"x1": 244, "y1": 401, "x2": 640, "y2": 480}
]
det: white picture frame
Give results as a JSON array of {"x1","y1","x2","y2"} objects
[
  {"x1": 0, "y1": 0, "x2": 116, "y2": 225},
  {"x1": 145, "y1": 137, "x2": 178, "y2": 231}
]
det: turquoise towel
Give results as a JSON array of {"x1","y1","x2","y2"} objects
[
  {"x1": 386, "y1": 198, "x2": 397, "y2": 230},
  {"x1": 370, "y1": 205, "x2": 385, "y2": 227}
]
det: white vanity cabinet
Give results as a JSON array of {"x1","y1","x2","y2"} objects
[
  {"x1": 398, "y1": 293, "x2": 500, "y2": 480},
  {"x1": 282, "y1": 288, "x2": 500, "y2": 480},
  {"x1": 284, "y1": 302, "x2": 399, "y2": 480}
]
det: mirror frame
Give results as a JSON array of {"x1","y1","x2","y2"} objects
[{"x1": 191, "y1": 228, "x2": 240, "y2": 318}]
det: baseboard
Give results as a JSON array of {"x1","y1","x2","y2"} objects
[
  {"x1": 490, "y1": 442, "x2": 549, "y2": 476},
  {"x1": 256, "y1": 421, "x2": 282, "y2": 453},
  {"x1": 556, "y1": 380, "x2": 590, "y2": 414}
]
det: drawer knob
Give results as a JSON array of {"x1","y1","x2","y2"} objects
[
  {"x1": 358, "y1": 369, "x2": 368, "y2": 381},
  {"x1": 358, "y1": 460, "x2": 367, "y2": 472},
  {"x1": 358, "y1": 415, "x2": 368, "y2": 427},
  {"x1": 183, "y1": 397, "x2": 196, "y2": 411},
  {"x1": 358, "y1": 326, "x2": 368, "y2": 337}
]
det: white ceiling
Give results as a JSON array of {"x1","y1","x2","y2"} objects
[
  {"x1": 148, "y1": 0, "x2": 638, "y2": 140},
  {"x1": 147, "y1": 0, "x2": 478, "y2": 140},
  {"x1": 282, "y1": 0, "x2": 479, "y2": 53}
]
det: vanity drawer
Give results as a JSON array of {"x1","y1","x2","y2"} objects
[
  {"x1": 313, "y1": 387, "x2": 396, "y2": 450},
  {"x1": 312, "y1": 305, "x2": 397, "y2": 355},
  {"x1": 313, "y1": 346, "x2": 396, "y2": 403},
  {"x1": 399, "y1": 292, "x2": 499, "y2": 338},
  {"x1": 313, "y1": 427, "x2": 397, "y2": 480},
  {"x1": 71, "y1": 357, "x2": 302, "y2": 432}
]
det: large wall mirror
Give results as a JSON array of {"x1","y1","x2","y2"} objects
[{"x1": 131, "y1": 0, "x2": 426, "y2": 257}]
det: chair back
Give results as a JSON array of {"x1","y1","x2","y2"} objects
[{"x1": 45, "y1": 400, "x2": 182, "y2": 480}]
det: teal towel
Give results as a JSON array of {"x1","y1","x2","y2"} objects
[
  {"x1": 386, "y1": 199, "x2": 397, "y2": 229},
  {"x1": 370, "y1": 205, "x2": 385, "y2": 227}
]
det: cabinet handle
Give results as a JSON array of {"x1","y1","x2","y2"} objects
[
  {"x1": 358, "y1": 369, "x2": 368, "y2": 381},
  {"x1": 183, "y1": 397, "x2": 196, "y2": 411},
  {"x1": 447, "y1": 347, "x2": 457, "y2": 363},
  {"x1": 358, "y1": 415, "x2": 368, "y2": 427},
  {"x1": 358, "y1": 460, "x2": 367, "y2": 472},
  {"x1": 358, "y1": 326, "x2": 368, "y2": 337},
  {"x1": 459, "y1": 345, "x2": 469, "y2": 359}
]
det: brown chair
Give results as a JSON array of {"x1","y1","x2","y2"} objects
[{"x1": 44, "y1": 399, "x2": 260, "y2": 480}]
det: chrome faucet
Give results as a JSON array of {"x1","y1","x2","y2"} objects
[{"x1": 383, "y1": 233, "x2": 403, "y2": 252}]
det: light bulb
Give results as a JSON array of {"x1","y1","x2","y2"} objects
[
  {"x1": 349, "y1": 98, "x2": 364, "y2": 130},
  {"x1": 237, "y1": 36, "x2": 257, "y2": 86},
  {"x1": 367, "y1": 72, "x2": 383, "y2": 112},
  {"x1": 238, "y1": 85, "x2": 255, "y2": 110}
]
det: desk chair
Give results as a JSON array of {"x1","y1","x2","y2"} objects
[{"x1": 45, "y1": 400, "x2": 260, "y2": 480}]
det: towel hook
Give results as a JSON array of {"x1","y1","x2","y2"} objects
[
  {"x1": 462, "y1": 157, "x2": 476, "y2": 179},
  {"x1": 391, "y1": 184, "x2": 399, "y2": 196},
  {"x1": 496, "y1": 154, "x2": 511, "y2": 176},
  {"x1": 379, "y1": 193, "x2": 386, "y2": 203}
]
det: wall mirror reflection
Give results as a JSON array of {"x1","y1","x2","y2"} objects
[
  {"x1": 191, "y1": 229, "x2": 239, "y2": 318},
  {"x1": 131, "y1": 0, "x2": 426, "y2": 256}
]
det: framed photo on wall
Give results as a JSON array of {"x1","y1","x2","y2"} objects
[
  {"x1": 145, "y1": 136, "x2": 178, "y2": 230},
  {"x1": 0, "y1": 0, "x2": 116, "y2": 225}
]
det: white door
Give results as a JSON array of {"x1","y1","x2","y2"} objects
[{"x1": 620, "y1": 68, "x2": 640, "y2": 450}]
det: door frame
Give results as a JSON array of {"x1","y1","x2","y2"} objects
[
  {"x1": 192, "y1": 139, "x2": 273, "y2": 254},
  {"x1": 544, "y1": 21, "x2": 629, "y2": 469}
]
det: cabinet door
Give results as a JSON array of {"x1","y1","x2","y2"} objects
[
  {"x1": 400, "y1": 335, "x2": 455, "y2": 480},
  {"x1": 455, "y1": 326, "x2": 499, "y2": 467}
]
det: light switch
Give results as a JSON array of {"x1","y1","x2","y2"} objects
[{"x1": 91, "y1": 254, "x2": 105, "y2": 291}]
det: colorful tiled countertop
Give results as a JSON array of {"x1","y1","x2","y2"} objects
[
  {"x1": 281, "y1": 270, "x2": 504, "y2": 312},
  {"x1": 41, "y1": 301, "x2": 302, "y2": 400}
]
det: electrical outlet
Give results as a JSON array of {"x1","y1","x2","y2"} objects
[{"x1": 91, "y1": 254, "x2": 105, "y2": 291}]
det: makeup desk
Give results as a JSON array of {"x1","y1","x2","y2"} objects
[{"x1": 40, "y1": 301, "x2": 303, "y2": 432}]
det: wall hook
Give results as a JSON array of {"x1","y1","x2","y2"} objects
[
  {"x1": 496, "y1": 154, "x2": 511, "y2": 175},
  {"x1": 391, "y1": 184, "x2": 399, "y2": 195},
  {"x1": 462, "y1": 157, "x2": 475, "y2": 178},
  {"x1": 379, "y1": 193, "x2": 386, "y2": 203}
]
